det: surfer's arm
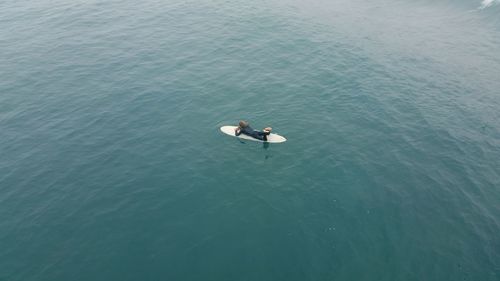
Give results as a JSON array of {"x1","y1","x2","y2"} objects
[{"x1": 235, "y1": 127, "x2": 241, "y2": 136}]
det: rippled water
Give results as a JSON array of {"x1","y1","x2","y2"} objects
[{"x1": 1, "y1": 0, "x2": 499, "y2": 280}]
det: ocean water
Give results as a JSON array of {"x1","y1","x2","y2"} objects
[{"x1": 1, "y1": 0, "x2": 500, "y2": 280}]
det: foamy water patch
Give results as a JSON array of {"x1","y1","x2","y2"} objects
[{"x1": 479, "y1": 0, "x2": 499, "y2": 9}]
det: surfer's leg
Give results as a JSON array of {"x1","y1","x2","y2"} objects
[{"x1": 256, "y1": 131, "x2": 269, "y2": 141}]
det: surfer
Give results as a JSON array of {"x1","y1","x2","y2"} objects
[{"x1": 235, "y1": 120, "x2": 272, "y2": 141}]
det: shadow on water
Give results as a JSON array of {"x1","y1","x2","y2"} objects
[
  {"x1": 263, "y1": 142, "x2": 272, "y2": 160},
  {"x1": 237, "y1": 140, "x2": 271, "y2": 159},
  {"x1": 237, "y1": 139, "x2": 269, "y2": 149}
]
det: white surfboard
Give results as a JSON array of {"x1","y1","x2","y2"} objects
[{"x1": 220, "y1": 126, "x2": 287, "y2": 143}]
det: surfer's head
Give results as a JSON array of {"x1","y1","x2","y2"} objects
[{"x1": 239, "y1": 120, "x2": 249, "y2": 128}]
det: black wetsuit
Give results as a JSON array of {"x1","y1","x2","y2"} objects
[{"x1": 235, "y1": 125, "x2": 270, "y2": 141}]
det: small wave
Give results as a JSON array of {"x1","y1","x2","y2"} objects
[{"x1": 479, "y1": 0, "x2": 499, "y2": 9}]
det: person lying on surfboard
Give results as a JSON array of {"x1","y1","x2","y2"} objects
[{"x1": 235, "y1": 120, "x2": 272, "y2": 141}]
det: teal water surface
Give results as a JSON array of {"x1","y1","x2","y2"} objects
[{"x1": 1, "y1": 0, "x2": 500, "y2": 280}]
